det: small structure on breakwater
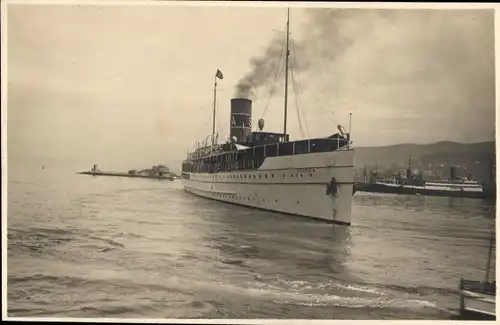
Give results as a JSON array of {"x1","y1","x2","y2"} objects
[{"x1": 78, "y1": 164, "x2": 176, "y2": 181}]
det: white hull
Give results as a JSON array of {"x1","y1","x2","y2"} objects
[{"x1": 182, "y1": 149, "x2": 355, "y2": 225}]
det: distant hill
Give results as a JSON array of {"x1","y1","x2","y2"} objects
[{"x1": 354, "y1": 141, "x2": 495, "y2": 181}]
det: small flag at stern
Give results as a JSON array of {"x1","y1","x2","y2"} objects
[{"x1": 216, "y1": 69, "x2": 223, "y2": 80}]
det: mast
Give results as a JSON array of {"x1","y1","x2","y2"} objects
[
  {"x1": 212, "y1": 74, "x2": 217, "y2": 151},
  {"x1": 348, "y1": 113, "x2": 352, "y2": 149},
  {"x1": 485, "y1": 227, "x2": 495, "y2": 282},
  {"x1": 212, "y1": 69, "x2": 223, "y2": 152},
  {"x1": 283, "y1": 8, "x2": 290, "y2": 142}
]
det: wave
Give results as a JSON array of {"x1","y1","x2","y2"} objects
[
  {"x1": 295, "y1": 277, "x2": 461, "y2": 297},
  {"x1": 236, "y1": 276, "x2": 457, "y2": 316},
  {"x1": 8, "y1": 273, "x2": 173, "y2": 292},
  {"x1": 7, "y1": 226, "x2": 126, "y2": 259},
  {"x1": 272, "y1": 297, "x2": 440, "y2": 310},
  {"x1": 9, "y1": 274, "x2": 90, "y2": 286},
  {"x1": 85, "y1": 235, "x2": 125, "y2": 248},
  {"x1": 360, "y1": 282, "x2": 461, "y2": 297}
]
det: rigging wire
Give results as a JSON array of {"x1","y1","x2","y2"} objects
[
  {"x1": 292, "y1": 77, "x2": 306, "y2": 138},
  {"x1": 290, "y1": 37, "x2": 311, "y2": 137},
  {"x1": 216, "y1": 95, "x2": 225, "y2": 143},
  {"x1": 259, "y1": 27, "x2": 288, "y2": 125},
  {"x1": 198, "y1": 98, "x2": 213, "y2": 149},
  {"x1": 315, "y1": 45, "x2": 341, "y2": 128},
  {"x1": 289, "y1": 37, "x2": 309, "y2": 138},
  {"x1": 262, "y1": 27, "x2": 287, "y2": 92},
  {"x1": 290, "y1": 36, "x2": 341, "y2": 129},
  {"x1": 294, "y1": 62, "x2": 340, "y2": 128},
  {"x1": 290, "y1": 59, "x2": 306, "y2": 138}
]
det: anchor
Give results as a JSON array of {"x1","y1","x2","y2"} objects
[{"x1": 326, "y1": 177, "x2": 339, "y2": 196}]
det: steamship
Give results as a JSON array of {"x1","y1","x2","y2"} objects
[
  {"x1": 181, "y1": 10, "x2": 355, "y2": 225},
  {"x1": 359, "y1": 163, "x2": 486, "y2": 199}
]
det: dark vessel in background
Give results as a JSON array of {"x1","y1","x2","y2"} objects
[
  {"x1": 480, "y1": 157, "x2": 497, "y2": 202},
  {"x1": 355, "y1": 158, "x2": 493, "y2": 200}
]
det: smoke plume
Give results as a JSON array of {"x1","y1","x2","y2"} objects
[
  {"x1": 234, "y1": 34, "x2": 310, "y2": 99},
  {"x1": 234, "y1": 8, "x2": 495, "y2": 144},
  {"x1": 233, "y1": 9, "x2": 385, "y2": 98}
]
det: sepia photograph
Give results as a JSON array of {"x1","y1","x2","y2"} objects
[{"x1": 2, "y1": 0, "x2": 497, "y2": 321}]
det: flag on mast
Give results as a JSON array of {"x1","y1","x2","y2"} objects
[{"x1": 216, "y1": 69, "x2": 224, "y2": 80}]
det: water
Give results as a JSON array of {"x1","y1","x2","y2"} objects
[{"x1": 6, "y1": 165, "x2": 496, "y2": 319}]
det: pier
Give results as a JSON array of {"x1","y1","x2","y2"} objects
[{"x1": 77, "y1": 164, "x2": 176, "y2": 181}]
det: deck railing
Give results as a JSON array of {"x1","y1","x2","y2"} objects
[
  {"x1": 461, "y1": 279, "x2": 496, "y2": 296},
  {"x1": 186, "y1": 137, "x2": 349, "y2": 161},
  {"x1": 459, "y1": 278, "x2": 496, "y2": 320}
]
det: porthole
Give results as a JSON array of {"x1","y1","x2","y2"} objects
[
  {"x1": 291, "y1": 174, "x2": 294, "y2": 178},
  {"x1": 265, "y1": 174, "x2": 268, "y2": 178},
  {"x1": 283, "y1": 174, "x2": 285, "y2": 178},
  {"x1": 310, "y1": 173, "x2": 313, "y2": 177},
  {"x1": 253, "y1": 175, "x2": 256, "y2": 179},
  {"x1": 301, "y1": 174, "x2": 303, "y2": 177},
  {"x1": 259, "y1": 174, "x2": 262, "y2": 179},
  {"x1": 297, "y1": 200, "x2": 300, "y2": 204},
  {"x1": 271, "y1": 174, "x2": 274, "y2": 178},
  {"x1": 275, "y1": 199, "x2": 278, "y2": 203}
]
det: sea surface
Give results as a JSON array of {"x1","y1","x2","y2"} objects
[{"x1": 6, "y1": 165, "x2": 496, "y2": 320}]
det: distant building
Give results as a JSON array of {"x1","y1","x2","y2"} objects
[{"x1": 153, "y1": 165, "x2": 171, "y2": 176}]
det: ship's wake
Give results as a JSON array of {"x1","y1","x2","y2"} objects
[{"x1": 242, "y1": 277, "x2": 456, "y2": 316}]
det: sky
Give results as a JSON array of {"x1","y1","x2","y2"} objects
[{"x1": 5, "y1": 2, "x2": 496, "y2": 172}]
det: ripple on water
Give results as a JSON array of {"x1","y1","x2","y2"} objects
[{"x1": 7, "y1": 173, "x2": 495, "y2": 319}]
